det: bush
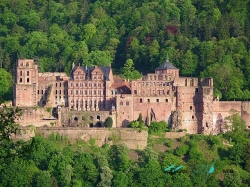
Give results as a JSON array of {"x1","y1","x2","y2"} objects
[
  {"x1": 148, "y1": 121, "x2": 168, "y2": 134},
  {"x1": 104, "y1": 117, "x2": 113, "y2": 128},
  {"x1": 176, "y1": 144, "x2": 189, "y2": 156}
]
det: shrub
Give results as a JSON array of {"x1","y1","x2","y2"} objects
[
  {"x1": 104, "y1": 117, "x2": 113, "y2": 128},
  {"x1": 176, "y1": 144, "x2": 189, "y2": 156},
  {"x1": 148, "y1": 121, "x2": 168, "y2": 134}
]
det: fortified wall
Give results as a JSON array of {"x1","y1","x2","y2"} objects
[{"x1": 16, "y1": 127, "x2": 148, "y2": 150}]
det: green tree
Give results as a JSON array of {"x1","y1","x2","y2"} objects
[
  {"x1": 104, "y1": 117, "x2": 113, "y2": 128},
  {"x1": 85, "y1": 50, "x2": 112, "y2": 66},
  {"x1": 0, "y1": 68, "x2": 13, "y2": 101},
  {"x1": 172, "y1": 173, "x2": 193, "y2": 187},
  {"x1": 229, "y1": 143, "x2": 244, "y2": 165},
  {"x1": 32, "y1": 171, "x2": 51, "y2": 187},
  {"x1": 176, "y1": 144, "x2": 189, "y2": 156},
  {"x1": 0, "y1": 104, "x2": 22, "y2": 161},
  {"x1": 223, "y1": 170, "x2": 242, "y2": 187},
  {"x1": 108, "y1": 145, "x2": 131, "y2": 171},
  {"x1": 72, "y1": 152, "x2": 98, "y2": 186},
  {"x1": 148, "y1": 121, "x2": 168, "y2": 134},
  {"x1": 112, "y1": 171, "x2": 129, "y2": 187},
  {"x1": 122, "y1": 59, "x2": 141, "y2": 81}
]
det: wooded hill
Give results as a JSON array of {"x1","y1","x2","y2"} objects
[
  {"x1": 1, "y1": 106, "x2": 250, "y2": 186},
  {"x1": 1, "y1": 0, "x2": 250, "y2": 100}
]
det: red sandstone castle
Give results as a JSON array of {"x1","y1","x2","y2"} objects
[{"x1": 13, "y1": 58, "x2": 250, "y2": 135}]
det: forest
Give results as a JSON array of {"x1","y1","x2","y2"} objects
[
  {"x1": 0, "y1": 0, "x2": 250, "y2": 101},
  {"x1": 1, "y1": 102, "x2": 250, "y2": 187}
]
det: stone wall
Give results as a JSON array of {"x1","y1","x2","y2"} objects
[
  {"x1": 17, "y1": 107, "x2": 57, "y2": 127},
  {"x1": 241, "y1": 102, "x2": 250, "y2": 129},
  {"x1": 16, "y1": 127, "x2": 148, "y2": 150}
]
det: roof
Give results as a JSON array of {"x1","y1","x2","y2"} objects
[
  {"x1": 112, "y1": 77, "x2": 131, "y2": 94},
  {"x1": 38, "y1": 72, "x2": 68, "y2": 77},
  {"x1": 155, "y1": 56, "x2": 178, "y2": 70},
  {"x1": 70, "y1": 65, "x2": 111, "y2": 81}
]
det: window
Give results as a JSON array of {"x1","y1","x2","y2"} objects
[
  {"x1": 38, "y1": 90, "x2": 39, "y2": 94},
  {"x1": 94, "y1": 91, "x2": 96, "y2": 95},
  {"x1": 85, "y1": 90, "x2": 87, "y2": 95},
  {"x1": 59, "y1": 90, "x2": 61, "y2": 94},
  {"x1": 165, "y1": 99, "x2": 168, "y2": 102},
  {"x1": 41, "y1": 90, "x2": 44, "y2": 94},
  {"x1": 56, "y1": 90, "x2": 57, "y2": 94},
  {"x1": 20, "y1": 78, "x2": 22, "y2": 83},
  {"x1": 190, "y1": 106, "x2": 192, "y2": 110},
  {"x1": 27, "y1": 71, "x2": 29, "y2": 76},
  {"x1": 195, "y1": 88, "x2": 198, "y2": 93},
  {"x1": 190, "y1": 79, "x2": 194, "y2": 86},
  {"x1": 140, "y1": 99, "x2": 142, "y2": 103},
  {"x1": 27, "y1": 78, "x2": 29, "y2": 83},
  {"x1": 156, "y1": 99, "x2": 159, "y2": 103},
  {"x1": 192, "y1": 116, "x2": 194, "y2": 119},
  {"x1": 120, "y1": 101, "x2": 123, "y2": 105},
  {"x1": 20, "y1": 71, "x2": 22, "y2": 76},
  {"x1": 76, "y1": 90, "x2": 78, "y2": 95},
  {"x1": 147, "y1": 99, "x2": 150, "y2": 103},
  {"x1": 126, "y1": 101, "x2": 129, "y2": 105},
  {"x1": 26, "y1": 62, "x2": 29, "y2": 67},
  {"x1": 134, "y1": 90, "x2": 137, "y2": 94}
]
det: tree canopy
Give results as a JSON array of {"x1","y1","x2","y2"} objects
[{"x1": 0, "y1": 0, "x2": 250, "y2": 100}]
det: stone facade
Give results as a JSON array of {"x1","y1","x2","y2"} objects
[
  {"x1": 13, "y1": 58, "x2": 250, "y2": 135},
  {"x1": 15, "y1": 127, "x2": 148, "y2": 150}
]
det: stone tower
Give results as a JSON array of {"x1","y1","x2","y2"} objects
[
  {"x1": 200, "y1": 78, "x2": 214, "y2": 135},
  {"x1": 13, "y1": 59, "x2": 38, "y2": 106}
]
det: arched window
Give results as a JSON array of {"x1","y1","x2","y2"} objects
[{"x1": 27, "y1": 71, "x2": 29, "y2": 76}]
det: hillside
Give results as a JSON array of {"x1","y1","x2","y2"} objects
[
  {"x1": 1, "y1": 0, "x2": 250, "y2": 101},
  {"x1": 1, "y1": 106, "x2": 250, "y2": 186}
]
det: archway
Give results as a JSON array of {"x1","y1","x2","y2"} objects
[{"x1": 96, "y1": 122, "x2": 102, "y2": 127}]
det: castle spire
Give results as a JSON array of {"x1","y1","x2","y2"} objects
[{"x1": 72, "y1": 62, "x2": 75, "y2": 69}]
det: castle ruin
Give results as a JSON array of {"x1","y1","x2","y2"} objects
[{"x1": 13, "y1": 58, "x2": 250, "y2": 135}]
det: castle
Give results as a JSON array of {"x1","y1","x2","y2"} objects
[{"x1": 13, "y1": 58, "x2": 250, "y2": 135}]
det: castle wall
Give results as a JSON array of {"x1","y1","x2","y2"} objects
[
  {"x1": 17, "y1": 128, "x2": 148, "y2": 150},
  {"x1": 176, "y1": 86, "x2": 202, "y2": 134},
  {"x1": 212, "y1": 101, "x2": 242, "y2": 133},
  {"x1": 14, "y1": 59, "x2": 38, "y2": 107},
  {"x1": 241, "y1": 102, "x2": 250, "y2": 129},
  {"x1": 59, "y1": 108, "x2": 113, "y2": 128},
  {"x1": 116, "y1": 95, "x2": 134, "y2": 127},
  {"x1": 17, "y1": 107, "x2": 56, "y2": 127}
]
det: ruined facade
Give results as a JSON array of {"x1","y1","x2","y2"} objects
[{"x1": 13, "y1": 58, "x2": 250, "y2": 135}]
